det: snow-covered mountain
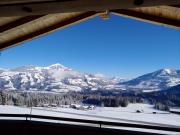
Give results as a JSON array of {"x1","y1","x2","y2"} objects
[
  {"x1": 0, "y1": 64, "x2": 180, "y2": 93},
  {"x1": 0, "y1": 64, "x2": 114, "y2": 92},
  {"x1": 119, "y1": 69, "x2": 180, "y2": 92}
]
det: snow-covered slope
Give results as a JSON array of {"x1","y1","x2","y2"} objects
[
  {"x1": 0, "y1": 64, "x2": 113, "y2": 92},
  {"x1": 119, "y1": 69, "x2": 180, "y2": 92}
]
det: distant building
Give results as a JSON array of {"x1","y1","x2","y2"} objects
[
  {"x1": 70, "y1": 104, "x2": 95, "y2": 110},
  {"x1": 170, "y1": 108, "x2": 180, "y2": 115},
  {"x1": 60, "y1": 105, "x2": 70, "y2": 108},
  {"x1": 89, "y1": 105, "x2": 95, "y2": 110},
  {"x1": 50, "y1": 104, "x2": 57, "y2": 107},
  {"x1": 42, "y1": 104, "x2": 49, "y2": 107},
  {"x1": 70, "y1": 104, "x2": 81, "y2": 109},
  {"x1": 136, "y1": 110, "x2": 143, "y2": 113}
]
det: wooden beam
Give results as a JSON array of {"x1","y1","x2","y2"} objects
[
  {"x1": 0, "y1": 0, "x2": 180, "y2": 17},
  {"x1": 99, "y1": 11, "x2": 110, "y2": 20},
  {"x1": 0, "y1": 11, "x2": 97, "y2": 51},
  {"x1": 111, "y1": 9, "x2": 180, "y2": 29},
  {"x1": 170, "y1": 4, "x2": 180, "y2": 8},
  {"x1": 0, "y1": 15, "x2": 44, "y2": 33},
  {"x1": 0, "y1": 0, "x2": 56, "y2": 5}
]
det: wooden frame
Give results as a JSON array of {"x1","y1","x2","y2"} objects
[
  {"x1": 0, "y1": 0, "x2": 180, "y2": 17},
  {"x1": 0, "y1": 1, "x2": 179, "y2": 51},
  {"x1": 0, "y1": 11, "x2": 98, "y2": 50},
  {"x1": 111, "y1": 8, "x2": 180, "y2": 29}
]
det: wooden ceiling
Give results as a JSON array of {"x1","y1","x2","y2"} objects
[{"x1": 0, "y1": 0, "x2": 180, "y2": 51}]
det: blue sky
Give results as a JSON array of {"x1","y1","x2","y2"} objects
[{"x1": 0, "y1": 14, "x2": 180, "y2": 78}]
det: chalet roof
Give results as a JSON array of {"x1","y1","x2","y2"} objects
[{"x1": 0, "y1": 0, "x2": 180, "y2": 51}]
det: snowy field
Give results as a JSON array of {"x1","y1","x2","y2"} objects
[
  {"x1": 0, "y1": 104, "x2": 180, "y2": 135},
  {"x1": 0, "y1": 104, "x2": 180, "y2": 126}
]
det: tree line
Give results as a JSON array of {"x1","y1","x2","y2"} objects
[
  {"x1": 0, "y1": 90, "x2": 144, "y2": 108},
  {"x1": 83, "y1": 95, "x2": 144, "y2": 107},
  {"x1": 1, "y1": 88, "x2": 178, "y2": 111},
  {"x1": 0, "y1": 91, "x2": 83, "y2": 107}
]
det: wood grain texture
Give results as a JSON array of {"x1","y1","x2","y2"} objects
[
  {"x1": 0, "y1": 12, "x2": 97, "y2": 50},
  {"x1": 0, "y1": 0, "x2": 179, "y2": 17}
]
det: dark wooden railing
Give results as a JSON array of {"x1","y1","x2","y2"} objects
[{"x1": 0, "y1": 113, "x2": 180, "y2": 132}]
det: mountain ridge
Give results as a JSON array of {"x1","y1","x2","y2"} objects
[
  {"x1": 0, "y1": 64, "x2": 180, "y2": 93},
  {"x1": 119, "y1": 68, "x2": 180, "y2": 92}
]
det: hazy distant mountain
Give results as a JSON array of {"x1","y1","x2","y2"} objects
[
  {"x1": 119, "y1": 69, "x2": 180, "y2": 92},
  {"x1": 0, "y1": 64, "x2": 180, "y2": 93}
]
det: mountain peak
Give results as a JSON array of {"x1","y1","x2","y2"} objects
[
  {"x1": 49, "y1": 63, "x2": 64, "y2": 67},
  {"x1": 157, "y1": 68, "x2": 177, "y2": 76},
  {"x1": 48, "y1": 63, "x2": 71, "y2": 70},
  {"x1": 161, "y1": 68, "x2": 173, "y2": 73},
  {"x1": 120, "y1": 68, "x2": 180, "y2": 92}
]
